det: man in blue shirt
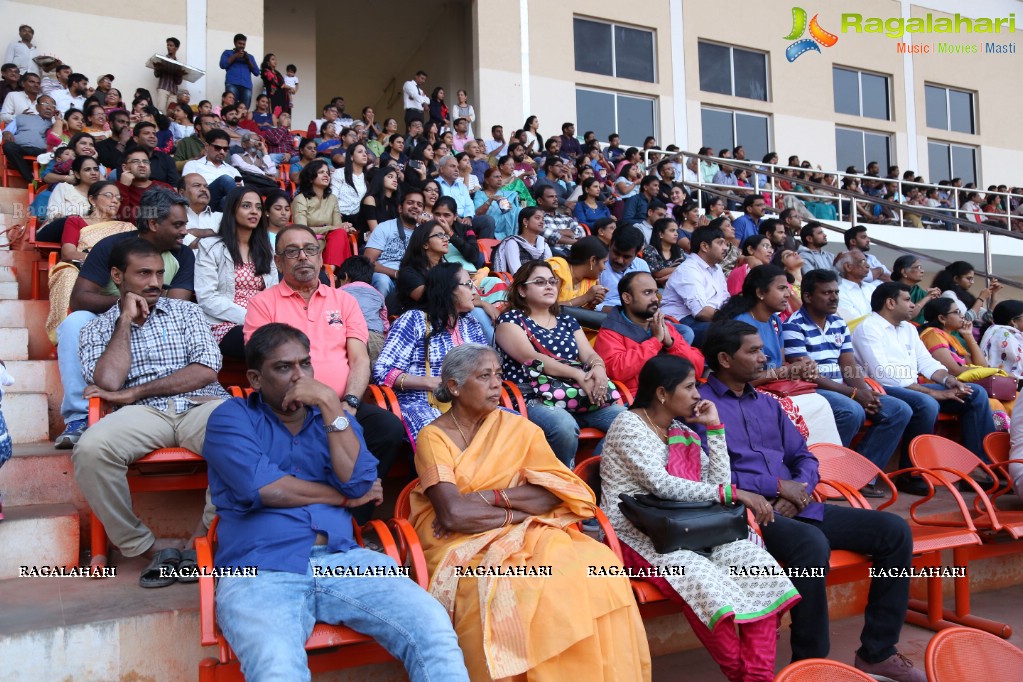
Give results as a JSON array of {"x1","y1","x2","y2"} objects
[
  {"x1": 204, "y1": 323, "x2": 469, "y2": 681},
  {"x1": 436, "y1": 154, "x2": 495, "y2": 238},
  {"x1": 622, "y1": 175, "x2": 659, "y2": 227},
  {"x1": 731, "y1": 194, "x2": 767, "y2": 243},
  {"x1": 218, "y1": 33, "x2": 259, "y2": 109},
  {"x1": 693, "y1": 320, "x2": 923, "y2": 682}
]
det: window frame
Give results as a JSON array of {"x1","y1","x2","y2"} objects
[
  {"x1": 927, "y1": 139, "x2": 978, "y2": 185},
  {"x1": 573, "y1": 16, "x2": 657, "y2": 83},
  {"x1": 832, "y1": 66, "x2": 891, "y2": 120},
  {"x1": 834, "y1": 125, "x2": 893, "y2": 174},
  {"x1": 924, "y1": 83, "x2": 977, "y2": 134},
  {"x1": 697, "y1": 40, "x2": 770, "y2": 101},
  {"x1": 700, "y1": 105, "x2": 772, "y2": 159},
  {"x1": 576, "y1": 86, "x2": 659, "y2": 146}
]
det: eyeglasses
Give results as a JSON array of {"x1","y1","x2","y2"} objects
[
  {"x1": 525, "y1": 277, "x2": 559, "y2": 288},
  {"x1": 909, "y1": 264, "x2": 925, "y2": 271},
  {"x1": 277, "y1": 245, "x2": 320, "y2": 259},
  {"x1": 211, "y1": 144, "x2": 230, "y2": 152},
  {"x1": 97, "y1": 192, "x2": 121, "y2": 201},
  {"x1": 456, "y1": 281, "x2": 475, "y2": 290},
  {"x1": 428, "y1": 233, "x2": 450, "y2": 241},
  {"x1": 126, "y1": 159, "x2": 150, "y2": 166}
]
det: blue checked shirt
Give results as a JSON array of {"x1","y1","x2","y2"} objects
[{"x1": 79, "y1": 297, "x2": 228, "y2": 412}]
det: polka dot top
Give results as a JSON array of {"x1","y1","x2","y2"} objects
[{"x1": 497, "y1": 309, "x2": 582, "y2": 391}]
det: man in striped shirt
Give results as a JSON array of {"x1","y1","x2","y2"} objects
[{"x1": 782, "y1": 269, "x2": 911, "y2": 496}]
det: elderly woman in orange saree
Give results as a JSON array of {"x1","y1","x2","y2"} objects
[{"x1": 409, "y1": 343, "x2": 651, "y2": 682}]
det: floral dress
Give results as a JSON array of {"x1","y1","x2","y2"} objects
[{"x1": 210, "y1": 263, "x2": 264, "y2": 342}]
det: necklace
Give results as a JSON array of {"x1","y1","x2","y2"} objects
[
  {"x1": 641, "y1": 409, "x2": 668, "y2": 441},
  {"x1": 451, "y1": 410, "x2": 483, "y2": 449}
]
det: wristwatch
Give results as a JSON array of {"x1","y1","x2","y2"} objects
[
  {"x1": 325, "y1": 415, "x2": 350, "y2": 433},
  {"x1": 342, "y1": 394, "x2": 362, "y2": 410}
]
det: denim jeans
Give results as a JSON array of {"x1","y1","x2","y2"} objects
[
  {"x1": 225, "y1": 83, "x2": 252, "y2": 110},
  {"x1": 760, "y1": 505, "x2": 913, "y2": 663},
  {"x1": 669, "y1": 321, "x2": 695, "y2": 345},
  {"x1": 818, "y1": 390, "x2": 912, "y2": 471},
  {"x1": 372, "y1": 272, "x2": 396, "y2": 299},
  {"x1": 525, "y1": 400, "x2": 626, "y2": 466},
  {"x1": 57, "y1": 310, "x2": 98, "y2": 424},
  {"x1": 883, "y1": 383, "x2": 993, "y2": 465},
  {"x1": 209, "y1": 175, "x2": 238, "y2": 212},
  {"x1": 677, "y1": 315, "x2": 709, "y2": 347},
  {"x1": 469, "y1": 215, "x2": 495, "y2": 240},
  {"x1": 216, "y1": 546, "x2": 469, "y2": 682}
]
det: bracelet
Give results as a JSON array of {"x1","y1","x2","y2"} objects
[
  {"x1": 503, "y1": 508, "x2": 513, "y2": 526},
  {"x1": 399, "y1": 373, "x2": 407, "y2": 392},
  {"x1": 851, "y1": 388, "x2": 857, "y2": 400},
  {"x1": 499, "y1": 489, "x2": 512, "y2": 509},
  {"x1": 493, "y1": 489, "x2": 501, "y2": 507},
  {"x1": 477, "y1": 491, "x2": 492, "y2": 506}
]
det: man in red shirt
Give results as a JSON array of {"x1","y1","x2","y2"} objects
[{"x1": 115, "y1": 147, "x2": 174, "y2": 223}]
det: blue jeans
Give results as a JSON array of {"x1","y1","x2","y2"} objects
[
  {"x1": 677, "y1": 315, "x2": 709, "y2": 347},
  {"x1": 216, "y1": 546, "x2": 469, "y2": 682},
  {"x1": 372, "y1": 272, "x2": 396, "y2": 299},
  {"x1": 669, "y1": 321, "x2": 695, "y2": 345},
  {"x1": 526, "y1": 400, "x2": 626, "y2": 466},
  {"x1": 225, "y1": 83, "x2": 252, "y2": 110},
  {"x1": 209, "y1": 175, "x2": 238, "y2": 212},
  {"x1": 883, "y1": 383, "x2": 994, "y2": 465},
  {"x1": 57, "y1": 310, "x2": 98, "y2": 424},
  {"x1": 469, "y1": 215, "x2": 495, "y2": 240},
  {"x1": 818, "y1": 390, "x2": 912, "y2": 471}
]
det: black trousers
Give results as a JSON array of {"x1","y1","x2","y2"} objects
[
  {"x1": 3, "y1": 141, "x2": 45, "y2": 181},
  {"x1": 351, "y1": 400, "x2": 410, "y2": 523},
  {"x1": 759, "y1": 504, "x2": 913, "y2": 663},
  {"x1": 218, "y1": 325, "x2": 246, "y2": 359}
]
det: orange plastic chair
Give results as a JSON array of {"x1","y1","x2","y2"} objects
[
  {"x1": 476, "y1": 238, "x2": 500, "y2": 266},
  {"x1": 775, "y1": 658, "x2": 874, "y2": 681},
  {"x1": 197, "y1": 514, "x2": 428, "y2": 681},
  {"x1": 86, "y1": 396, "x2": 209, "y2": 569},
  {"x1": 810, "y1": 442, "x2": 984, "y2": 633},
  {"x1": 982, "y1": 431, "x2": 1009, "y2": 464},
  {"x1": 924, "y1": 626, "x2": 1023, "y2": 680}
]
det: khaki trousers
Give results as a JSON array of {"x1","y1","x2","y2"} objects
[
  {"x1": 154, "y1": 88, "x2": 176, "y2": 113},
  {"x1": 72, "y1": 400, "x2": 223, "y2": 557}
]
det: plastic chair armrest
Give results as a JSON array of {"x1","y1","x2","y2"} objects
[
  {"x1": 390, "y1": 518, "x2": 430, "y2": 590},
  {"x1": 195, "y1": 536, "x2": 218, "y2": 647}
]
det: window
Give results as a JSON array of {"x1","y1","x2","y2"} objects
[
  {"x1": 573, "y1": 18, "x2": 655, "y2": 83},
  {"x1": 576, "y1": 88, "x2": 656, "y2": 146},
  {"x1": 833, "y1": 67, "x2": 890, "y2": 120},
  {"x1": 835, "y1": 127, "x2": 891, "y2": 173},
  {"x1": 928, "y1": 141, "x2": 977, "y2": 185},
  {"x1": 924, "y1": 84, "x2": 976, "y2": 133},
  {"x1": 700, "y1": 107, "x2": 770, "y2": 162},
  {"x1": 698, "y1": 41, "x2": 768, "y2": 101}
]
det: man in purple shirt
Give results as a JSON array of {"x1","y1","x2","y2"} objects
[{"x1": 693, "y1": 319, "x2": 923, "y2": 682}]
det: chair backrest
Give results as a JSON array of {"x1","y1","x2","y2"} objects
[
  {"x1": 925, "y1": 626, "x2": 1023, "y2": 680},
  {"x1": 909, "y1": 434, "x2": 981, "y2": 484},
  {"x1": 501, "y1": 380, "x2": 529, "y2": 417},
  {"x1": 395, "y1": 478, "x2": 419, "y2": 520},
  {"x1": 775, "y1": 658, "x2": 875, "y2": 681},
  {"x1": 983, "y1": 431, "x2": 1010, "y2": 464},
  {"x1": 810, "y1": 442, "x2": 887, "y2": 497},
  {"x1": 477, "y1": 238, "x2": 500, "y2": 265},
  {"x1": 573, "y1": 455, "x2": 602, "y2": 506}
]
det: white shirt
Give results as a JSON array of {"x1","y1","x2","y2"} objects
[
  {"x1": 181, "y1": 156, "x2": 241, "y2": 186},
  {"x1": 837, "y1": 278, "x2": 879, "y2": 321},
  {"x1": 330, "y1": 168, "x2": 366, "y2": 215},
  {"x1": 862, "y1": 252, "x2": 891, "y2": 283},
  {"x1": 230, "y1": 151, "x2": 277, "y2": 177},
  {"x1": 684, "y1": 166, "x2": 699, "y2": 185},
  {"x1": 0, "y1": 90, "x2": 39, "y2": 123},
  {"x1": 184, "y1": 204, "x2": 223, "y2": 246},
  {"x1": 51, "y1": 89, "x2": 85, "y2": 116},
  {"x1": 661, "y1": 255, "x2": 728, "y2": 320},
  {"x1": 4, "y1": 40, "x2": 38, "y2": 75},
  {"x1": 852, "y1": 313, "x2": 944, "y2": 388},
  {"x1": 485, "y1": 138, "x2": 507, "y2": 156},
  {"x1": 402, "y1": 79, "x2": 428, "y2": 111}
]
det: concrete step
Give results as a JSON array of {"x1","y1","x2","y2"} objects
[
  {"x1": 3, "y1": 392, "x2": 49, "y2": 443},
  {"x1": 0, "y1": 300, "x2": 54, "y2": 361},
  {"x1": 0, "y1": 265, "x2": 15, "y2": 283},
  {"x1": 0, "y1": 327, "x2": 28, "y2": 360},
  {"x1": 0, "y1": 250, "x2": 44, "y2": 301},
  {"x1": 0, "y1": 186, "x2": 30, "y2": 208},
  {"x1": 3, "y1": 359, "x2": 59, "y2": 395},
  {"x1": 0, "y1": 281, "x2": 19, "y2": 300},
  {"x1": 0, "y1": 443, "x2": 82, "y2": 509},
  {"x1": 0, "y1": 503, "x2": 79, "y2": 580}
]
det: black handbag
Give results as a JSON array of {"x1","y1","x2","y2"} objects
[{"x1": 618, "y1": 493, "x2": 748, "y2": 556}]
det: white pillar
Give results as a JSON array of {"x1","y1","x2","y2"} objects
[
  {"x1": 186, "y1": 0, "x2": 208, "y2": 100},
  {"x1": 900, "y1": 0, "x2": 918, "y2": 171},
  {"x1": 519, "y1": 0, "x2": 530, "y2": 119},
  {"x1": 669, "y1": 0, "x2": 688, "y2": 148}
]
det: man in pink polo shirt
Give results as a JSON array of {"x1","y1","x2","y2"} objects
[{"x1": 244, "y1": 224, "x2": 408, "y2": 519}]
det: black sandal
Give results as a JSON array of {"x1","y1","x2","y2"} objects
[
  {"x1": 139, "y1": 547, "x2": 182, "y2": 588},
  {"x1": 176, "y1": 549, "x2": 199, "y2": 583}
]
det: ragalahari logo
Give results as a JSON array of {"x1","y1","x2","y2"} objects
[{"x1": 784, "y1": 7, "x2": 839, "y2": 61}]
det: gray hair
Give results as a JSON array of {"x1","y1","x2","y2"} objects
[
  {"x1": 137, "y1": 186, "x2": 188, "y2": 231},
  {"x1": 439, "y1": 154, "x2": 457, "y2": 168},
  {"x1": 433, "y1": 343, "x2": 500, "y2": 403},
  {"x1": 834, "y1": 250, "x2": 852, "y2": 274},
  {"x1": 241, "y1": 132, "x2": 257, "y2": 145}
]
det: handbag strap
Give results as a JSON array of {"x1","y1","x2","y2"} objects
[{"x1": 520, "y1": 318, "x2": 569, "y2": 364}]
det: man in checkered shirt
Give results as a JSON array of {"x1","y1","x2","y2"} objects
[{"x1": 73, "y1": 237, "x2": 227, "y2": 579}]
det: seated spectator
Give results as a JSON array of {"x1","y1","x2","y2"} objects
[
  {"x1": 727, "y1": 234, "x2": 775, "y2": 296},
  {"x1": 464, "y1": 139, "x2": 489, "y2": 184},
  {"x1": 375, "y1": 262, "x2": 487, "y2": 441},
  {"x1": 694, "y1": 320, "x2": 923, "y2": 680},
  {"x1": 715, "y1": 264, "x2": 843, "y2": 446},
  {"x1": 1, "y1": 92, "x2": 53, "y2": 181},
  {"x1": 436, "y1": 154, "x2": 495, "y2": 239},
  {"x1": 642, "y1": 217, "x2": 684, "y2": 286},
  {"x1": 316, "y1": 121, "x2": 342, "y2": 157},
  {"x1": 454, "y1": 151, "x2": 480, "y2": 194},
  {"x1": 115, "y1": 148, "x2": 174, "y2": 222},
  {"x1": 614, "y1": 163, "x2": 642, "y2": 200},
  {"x1": 290, "y1": 159, "x2": 353, "y2": 268},
  {"x1": 336, "y1": 256, "x2": 388, "y2": 365},
  {"x1": 263, "y1": 189, "x2": 290, "y2": 249},
  {"x1": 379, "y1": 133, "x2": 408, "y2": 172},
  {"x1": 54, "y1": 188, "x2": 194, "y2": 449},
  {"x1": 258, "y1": 110, "x2": 292, "y2": 164},
  {"x1": 47, "y1": 107, "x2": 85, "y2": 151},
  {"x1": 731, "y1": 194, "x2": 767, "y2": 243},
  {"x1": 202, "y1": 323, "x2": 470, "y2": 681},
  {"x1": 633, "y1": 199, "x2": 668, "y2": 244},
  {"x1": 672, "y1": 200, "x2": 702, "y2": 250},
  {"x1": 835, "y1": 249, "x2": 879, "y2": 322},
  {"x1": 288, "y1": 137, "x2": 319, "y2": 186},
  {"x1": 535, "y1": 184, "x2": 583, "y2": 258},
  {"x1": 358, "y1": 165, "x2": 400, "y2": 238},
  {"x1": 243, "y1": 225, "x2": 409, "y2": 516},
  {"x1": 919, "y1": 297, "x2": 1013, "y2": 424},
  {"x1": 843, "y1": 226, "x2": 890, "y2": 283},
  {"x1": 547, "y1": 235, "x2": 608, "y2": 311},
  {"x1": 531, "y1": 154, "x2": 574, "y2": 208},
  {"x1": 393, "y1": 221, "x2": 451, "y2": 315},
  {"x1": 181, "y1": 129, "x2": 241, "y2": 211},
  {"x1": 597, "y1": 224, "x2": 651, "y2": 311},
  {"x1": 496, "y1": 152, "x2": 536, "y2": 206},
  {"x1": 592, "y1": 216, "x2": 617, "y2": 247},
  {"x1": 601, "y1": 355, "x2": 794, "y2": 682},
  {"x1": 595, "y1": 272, "x2": 703, "y2": 395},
  {"x1": 852, "y1": 282, "x2": 995, "y2": 495},
  {"x1": 931, "y1": 260, "x2": 1002, "y2": 325},
  {"x1": 305, "y1": 102, "x2": 337, "y2": 139},
  {"x1": 420, "y1": 178, "x2": 441, "y2": 220},
  {"x1": 0, "y1": 71, "x2": 41, "y2": 124},
  {"x1": 82, "y1": 103, "x2": 112, "y2": 140},
  {"x1": 168, "y1": 104, "x2": 195, "y2": 144},
  {"x1": 661, "y1": 225, "x2": 729, "y2": 346},
  {"x1": 196, "y1": 188, "x2": 277, "y2": 359},
  {"x1": 473, "y1": 167, "x2": 520, "y2": 241},
  {"x1": 132, "y1": 120, "x2": 179, "y2": 186},
  {"x1": 0, "y1": 62, "x2": 20, "y2": 108},
  {"x1": 980, "y1": 300, "x2": 1023, "y2": 380},
  {"x1": 757, "y1": 217, "x2": 791, "y2": 253},
  {"x1": 797, "y1": 222, "x2": 834, "y2": 274},
  {"x1": 178, "y1": 173, "x2": 222, "y2": 248},
  {"x1": 711, "y1": 214, "x2": 741, "y2": 277},
  {"x1": 330, "y1": 142, "x2": 369, "y2": 225},
  {"x1": 622, "y1": 174, "x2": 659, "y2": 226},
  {"x1": 492, "y1": 206, "x2": 550, "y2": 274},
  {"x1": 772, "y1": 247, "x2": 805, "y2": 321},
  {"x1": 573, "y1": 176, "x2": 613, "y2": 225},
  {"x1": 229, "y1": 132, "x2": 279, "y2": 191},
  {"x1": 173, "y1": 112, "x2": 219, "y2": 171},
  {"x1": 494, "y1": 261, "x2": 625, "y2": 465},
  {"x1": 782, "y1": 269, "x2": 913, "y2": 495},
  {"x1": 46, "y1": 153, "x2": 100, "y2": 221},
  {"x1": 365, "y1": 190, "x2": 422, "y2": 297},
  {"x1": 403, "y1": 140, "x2": 437, "y2": 190},
  {"x1": 409, "y1": 343, "x2": 651, "y2": 680},
  {"x1": 74, "y1": 237, "x2": 227, "y2": 582}
]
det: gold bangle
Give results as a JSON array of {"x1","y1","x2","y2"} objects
[
  {"x1": 398, "y1": 373, "x2": 407, "y2": 392},
  {"x1": 851, "y1": 388, "x2": 857, "y2": 400},
  {"x1": 504, "y1": 508, "x2": 513, "y2": 526},
  {"x1": 499, "y1": 489, "x2": 512, "y2": 509},
  {"x1": 477, "y1": 491, "x2": 492, "y2": 506}
]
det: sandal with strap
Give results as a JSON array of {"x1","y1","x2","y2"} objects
[{"x1": 139, "y1": 547, "x2": 182, "y2": 588}]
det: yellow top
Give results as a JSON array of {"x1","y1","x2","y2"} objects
[{"x1": 547, "y1": 256, "x2": 597, "y2": 304}]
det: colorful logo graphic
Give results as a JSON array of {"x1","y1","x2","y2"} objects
[{"x1": 784, "y1": 7, "x2": 839, "y2": 61}]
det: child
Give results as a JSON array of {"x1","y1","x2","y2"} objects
[
  {"x1": 0, "y1": 360, "x2": 14, "y2": 521},
  {"x1": 283, "y1": 64, "x2": 299, "y2": 113},
  {"x1": 336, "y1": 256, "x2": 388, "y2": 366}
]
